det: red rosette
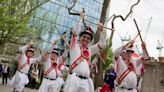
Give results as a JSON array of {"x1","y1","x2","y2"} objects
[
  {"x1": 81, "y1": 49, "x2": 90, "y2": 58},
  {"x1": 52, "y1": 62, "x2": 57, "y2": 68}
]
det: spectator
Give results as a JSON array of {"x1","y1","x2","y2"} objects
[
  {"x1": 30, "y1": 63, "x2": 39, "y2": 89},
  {"x1": 2, "y1": 63, "x2": 10, "y2": 85},
  {"x1": 0, "y1": 62, "x2": 2, "y2": 77},
  {"x1": 104, "y1": 64, "x2": 116, "y2": 91}
]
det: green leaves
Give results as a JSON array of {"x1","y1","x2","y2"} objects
[
  {"x1": 0, "y1": 0, "x2": 49, "y2": 46},
  {"x1": 101, "y1": 47, "x2": 113, "y2": 71}
]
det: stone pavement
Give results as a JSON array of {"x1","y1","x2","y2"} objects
[{"x1": 0, "y1": 77, "x2": 38, "y2": 92}]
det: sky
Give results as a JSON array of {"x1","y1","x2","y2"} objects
[{"x1": 106, "y1": 0, "x2": 164, "y2": 59}]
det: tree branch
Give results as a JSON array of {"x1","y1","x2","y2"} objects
[{"x1": 24, "y1": 0, "x2": 50, "y2": 16}]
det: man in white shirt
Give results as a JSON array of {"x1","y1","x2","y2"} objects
[
  {"x1": 10, "y1": 42, "x2": 41, "y2": 92},
  {"x1": 113, "y1": 40, "x2": 149, "y2": 92},
  {"x1": 38, "y1": 40, "x2": 69, "y2": 92},
  {"x1": 64, "y1": 12, "x2": 105, "y2": 92}
]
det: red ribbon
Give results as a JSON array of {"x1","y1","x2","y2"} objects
[{"x1": 71, "y1": 34, "x2": 76, "y2": 48}]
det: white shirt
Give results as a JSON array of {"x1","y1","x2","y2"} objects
[
  {"x1": 69, "y1": 18, "x2": 105, "y2": 77},
  {"x1": 43, "y1": 45, "x2": 69, "y2": 79},
  {"x1": 18, "y1": 45, "x2": 41, "y2": 74},
  {"x1": 114, "y1": 46, "x2": 143, "y2": 88}
]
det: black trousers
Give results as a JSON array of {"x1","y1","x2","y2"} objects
[
  {"x1": 2, "y1": 73, "x2": 8, "y2": 84},
  {"x1": 109, "y1": 83, "x2": 115, "y2": 91}
]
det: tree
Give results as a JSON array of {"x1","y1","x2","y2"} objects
[
  {"x1": 0, "y1": 0, "x2": 49, "y2": 47},
  {"x1": 94, "y1": 0, "x2": 111, "y2": 88}
]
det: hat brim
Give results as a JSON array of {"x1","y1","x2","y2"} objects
[
  {"x1": 51, "y1": 51, "x2": 59, "y2": 56},
  {"x1": 79, "y1": 32, "x2": 93, "y2": 40},
  {"x1": 126, "y1": 50, "x2": 134, "y2": 53},
  {"x1": 26, "y1": 50, "x2": 34, "y2": 52}
]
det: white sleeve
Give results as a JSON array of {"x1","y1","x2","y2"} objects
[
  {"x1": 47, "y1": 44, "x2": 55, "y2": 53},
  {"x1": 90, "y1": 32, "x2": 105, "y2": 56},
  {"x1": 30, "y1": 58, "x2": 37, "y2": 64},
  {"x1": 70, "y1": 19, "x2": 83, "y2": 48},
  {"x1": 72, "y1": 18, "x2": 83, "y2": 35},
  {"x1": 31, "y1": 55, "x2": 42, "y2": 64},
  {"x1": 113, "y1": 46, "x2": 123, "y2": 57},
  {"x1": 19, "y1": 44, "x2": 29, "y2": 54},
  {"x1": 58, "y1": 49, "x2": 69, "y2": 64},
  {"x1": 135, "y1": 56, "x2": 144, "y2": 67},
  {"x1": 135, "y1": 47, "x2": 149, "y2": 67}
]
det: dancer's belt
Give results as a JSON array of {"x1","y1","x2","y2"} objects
[
  {"x1": 115, "y1": 84, "x2": 134, "y2": 90},
  {"x1": 17, "y1": 70, "x2": 28, "y2": 75},
  {"x1": 44, "y1": 77, "x2": 56, "y2": 80},
  {"x1": 70, "y1": 72, "x2": 88, "y2": 79}
]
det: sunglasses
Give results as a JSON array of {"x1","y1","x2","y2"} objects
[{"x1": 82, "y1": 35, "x2": 91, "y2": 40}]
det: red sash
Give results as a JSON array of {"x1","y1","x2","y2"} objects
[
  {"x1": 116, "y1": 68, "x2": 131, "y2": 85},
  {"x1": 115, "y1": 56, "x2": 136, "y2": 85},
  {"x1": 17, "y1": 56, "x2": 30, "y2": 71},
  {"x1": 44, "y1": 60, "x2": 58, "y2": 78},
  {"x1": 69, "y1": 46, "x2": 90, "y2": 73}
]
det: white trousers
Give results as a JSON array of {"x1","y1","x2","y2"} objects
[
  {"x1": 64, "y1": 74, "x2": 94, "y2": 92},
  {"x1": 38, "y1": 77, "x2": 64, "y2": 92},
  {"x1": 10, "y1": 71, "x2": 29, "y2": 92}
]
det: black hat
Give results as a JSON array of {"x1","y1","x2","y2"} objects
[
  {"x1": 51, "y1": 48, "x2": 59, "y2": 56},
  {"x1": 26, "y1": 47, "x2": 34, "y2": 52},
  {"x1": 79, "y1": 27, "x2": 93, "y2": 40},
  {"x1": 126, "y1": 48, "x2": 134, "y2": 53}
]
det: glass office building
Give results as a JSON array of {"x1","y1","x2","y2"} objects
[{"x1": 32, "y1": 0, "x2": 104, "y2": 64}]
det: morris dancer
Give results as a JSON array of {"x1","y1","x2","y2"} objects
[
  {"x1": 113, "y1": 40, "x2": 149, "y2": 92},
  {"x1": 38, "y1": 40, "x2": 69, "y2": 92},
  {"x1": 64, "y1": 11, "x2": 105, "y2": 92},
  {"x1": 10, "y1": 42, "x2": 41, "y2": 92}
]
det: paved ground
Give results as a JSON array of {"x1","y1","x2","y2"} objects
[{"x1": 0, "y1": 77, "x2": 38, "y2": 92}]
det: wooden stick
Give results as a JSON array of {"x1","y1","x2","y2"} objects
[
  {"x1": 55, "y1": 26, "x2": 70, "y2": 48},
  {"x1": 57, "y1": 32, "x2": 68, "y2": 41},
  {"x1": 133, "y1": 19, "x2": 144, "y2": 43},
  {"x1": 133, "y1": 19, "x2": 150, "y2": 58},
  {"x1": 83, "y1": 18, "x2": 113, "y2": 31},
  {"x1": 97, "y1": 52, "x2": 106, "y2": 64},
  {"x1": 69, "y1": 9, "x2": 113, "y2": 31}
]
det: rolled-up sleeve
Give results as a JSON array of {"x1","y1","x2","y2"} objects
[
  {"x1": 70, "y1": 19, "x2": 83, "y2": 48},
  {"x1": 19, "y1": 45, "x2": 29, "y2": 54},
  {"x1": 90, "y1": 31, "x2": 105, "y2": 56},
  {"x1": 135, "y1": 56, "x2": 144, "y2": 67},
  {"x1": 58, "y1": 49, "x2": 69, "y2": 64},
  {"x1": 113, "y1": 46, "x2": 123, "y2": 57},
  {"x1": 72, "y1": 18, "x2": 83, "y2": 35}
]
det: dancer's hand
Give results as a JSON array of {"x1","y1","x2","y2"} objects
[
  {"x1": 53, "y1": 39, "x2": 58, "y2": 45},
  {"x1": 141, "y1": 41, "x2": 146, "y2": 50},
  {"x1": 80, "y1": 11, "x2": 85, "y2": 19},
  {"x1": 97, "y1": 23, "x2": 104, "y2": 31},
  {"x1": 29, "y1": 40, "x2": 33, "y2": 47}
]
